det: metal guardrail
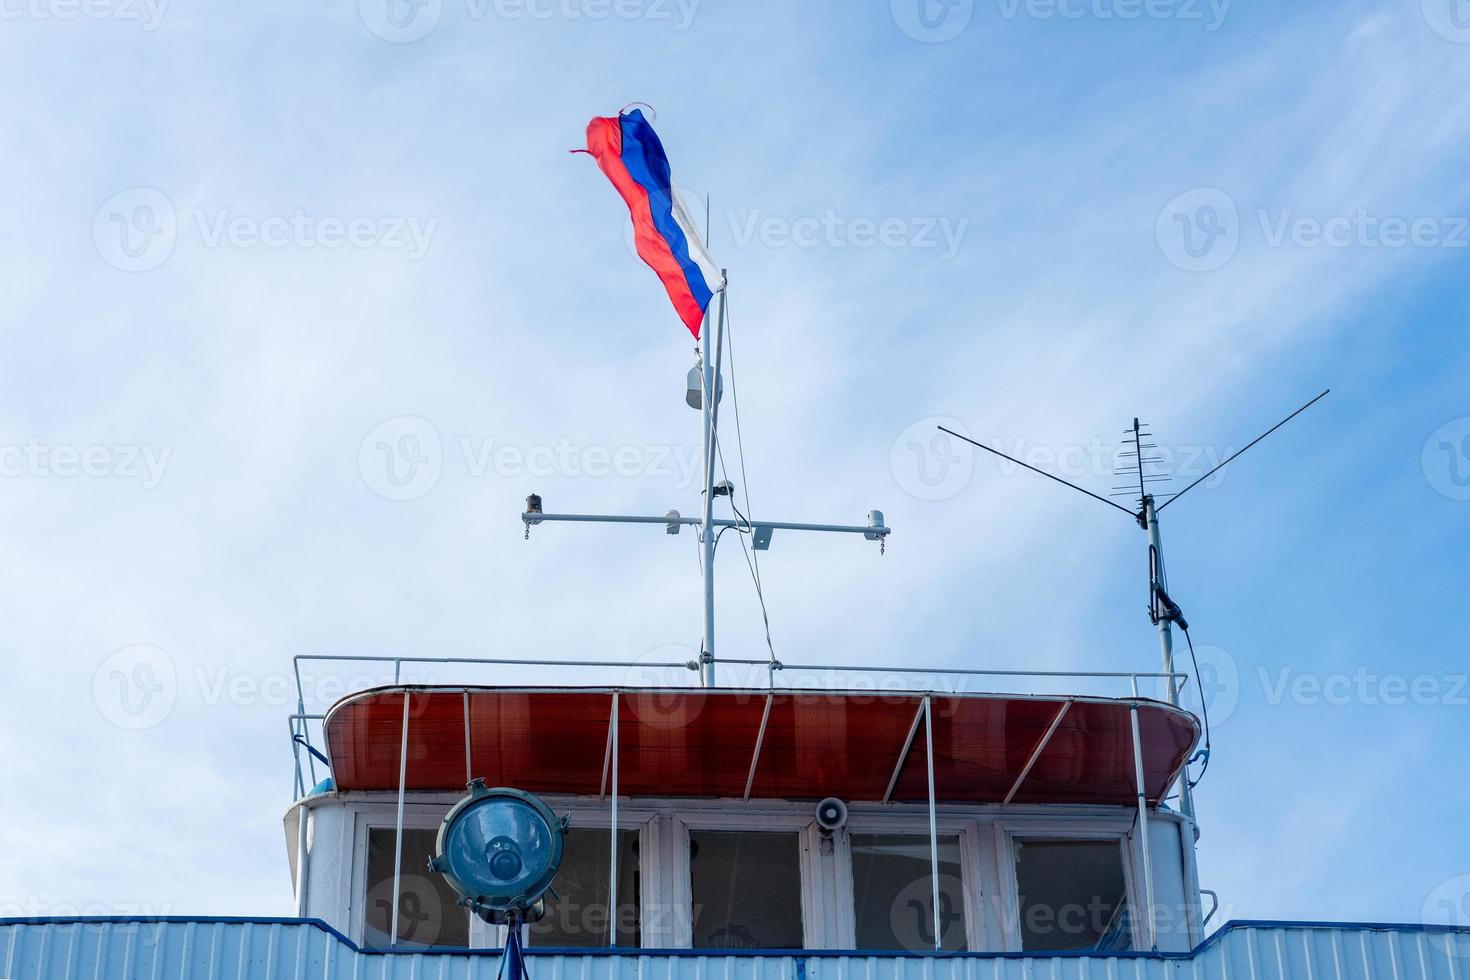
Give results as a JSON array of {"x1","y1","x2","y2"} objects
[
  {"x1": 285, "y1": 652, "x2": 1188, "y2": 804},
  {"x1": 284, "y1": 653, "x2": 1195, "y2": 949}
]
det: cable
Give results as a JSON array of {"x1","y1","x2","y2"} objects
[
  {"x1": 712, "y1": 523, "x2": 738, "y2": 555},
  {"x1": 1180, "y1": 625, "x2": 1212, "y2": 786},
  {"x1": 1151, "y1": 549, "x2": 1211, "y2": 789},
  {"x1": 723, "y1": 485, "x2": 778, "y2": 664},
  {"x1": 690, "y1": 289, "x2": 778, "y2": 669},
  {"x1": 715, "y1": 291, "x2": 778, "y2": 666},
  {"x1": 715, "y1": 432, "x2": 777, "y2": 667}
]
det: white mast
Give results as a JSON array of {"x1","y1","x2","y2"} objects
[
  {"x1": 522, "y1": 272, "x2": 890, "y2": 688},
  {"x1": 698, "y1": 274, "x2": 728, "y2": 685},
  {"x1": 1142, "y1": 494, "x2": 1195, "y2": 823}
]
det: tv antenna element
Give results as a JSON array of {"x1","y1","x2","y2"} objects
[{"x1": 938, "y1": 388, "x2": 1330, "y2": 825}]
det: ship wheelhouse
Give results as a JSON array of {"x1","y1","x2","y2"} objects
[
  {"x1": 9, "y1": 655, "x2": 1470, "y2": 980},
  {"x1": 286, "y1": 668, "x2": 1207, "y2": 956}
]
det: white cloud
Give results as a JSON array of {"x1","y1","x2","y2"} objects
[{"x1": 0, "y1": 0, "x2": 1466, "y2": 922}]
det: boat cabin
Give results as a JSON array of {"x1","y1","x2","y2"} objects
[
  {"x1": 7, "y1": 663, "x2": 1466, "y2": 979},
  {"x1": 285, "y1": 680, "x2": 1206, "y2": 954}
]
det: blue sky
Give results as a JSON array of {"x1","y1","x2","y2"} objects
[{"x1": 0, "y1": 0, "x2": 1468, "y2": 932}]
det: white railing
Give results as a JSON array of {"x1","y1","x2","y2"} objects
[
  {"x1": 285, "y1": 652, "x2": 1191, "y2": 950},
  {"x1": 286, "y1": 652, "x2": 1188, "y2": 799}
]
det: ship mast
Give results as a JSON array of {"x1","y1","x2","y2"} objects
[
  {"x1": 523, "y1": 272, "x2": 890, "y2": 687},
  {"x1": 696, "y1": 276, "x2": 727, "y2": 684}
]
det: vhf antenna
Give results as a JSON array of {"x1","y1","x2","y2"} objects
[{"x1": 937, "y1": 388, "x2": 1330, "y2": 829}]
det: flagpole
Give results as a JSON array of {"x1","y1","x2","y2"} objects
[
  {"x1": 541, "y1": 116, "x2": 890, "y2": 681},
  {"x1": 698, "y1": 299, "x2": 712, "y2": 686},
  {"x1": 700, "y1": 272, "x2": 728, "y2": 688}
]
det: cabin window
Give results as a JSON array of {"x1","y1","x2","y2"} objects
[
  {"x1": 850, "y1": 833, "x2": 967, "y2": 951},
  {"x1": 363, "y1": 828, "x2": 470, "y2": 949},
  {"x1": 531, "y1": 828, "x2": 641, "y2": 947},
  {"x1": 688, "y1": 829, "x2": 804, "y2": 949},
  {"x1": 1014, "y1": 839, "x2": 1130, "y2": 952}
]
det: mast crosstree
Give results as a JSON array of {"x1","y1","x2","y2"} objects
[{"x1": 522, "y1": 273, "x2": 891, "y2": 687}]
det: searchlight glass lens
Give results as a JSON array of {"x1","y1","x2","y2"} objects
[{"x1": 444, "y1": 797, "x2": 554, "y2": 898}]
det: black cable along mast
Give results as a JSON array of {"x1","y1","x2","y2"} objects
[{"x1": 937, "y1": 388, "x2": 1330, "y2": 827}]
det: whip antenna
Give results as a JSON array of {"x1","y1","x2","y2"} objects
[
  {"x1": 936, "y1": 427, "x2": 1136, "y2": 517},
  {"x1": 1157, "y1": 389, "x2": 1330, "y2": 513},
  {"x1": 937, "y1": 388, "x2": 1331, "y2": 832}
]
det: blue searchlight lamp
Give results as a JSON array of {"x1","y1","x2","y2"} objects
[{"x1": 429, "y1": 780, "x2": 570, "y2": 977}]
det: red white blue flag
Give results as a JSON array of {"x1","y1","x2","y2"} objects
[{"x1": 581, "y1": 109, "x2": 720, "y2": 340}]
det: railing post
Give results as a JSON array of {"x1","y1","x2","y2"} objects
[
  {"x1": 390, "y1": 691, "x2": 411, "y2": 947},
  {"x1": 290, "y1": 716, "x2": 304, "y2": 799},
  {"x1": 924, "y1": 695, "x2": 941, "y2": 951},
  {"x1": 462, "y1": 690, "x2": 472, "y2": 787},
  {"x1": 608, "y1": 692, "x2": 620, "y2": 948},
  {"x1": 1129, "y1": 703, "x2": 1156, "y2": 951}
]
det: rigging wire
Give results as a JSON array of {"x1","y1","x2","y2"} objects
[
  {"x1": 713, "y1": 291, "x2": 778, "y2": 667},
  {"x1": 691, "y1": 288, "x2": 778, "y2": 670},
  {"x1": 719, "y1": 469, "x2": 779, "y2": 669}
]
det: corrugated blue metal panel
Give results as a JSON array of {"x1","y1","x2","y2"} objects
[{"x1": 0, "y1": 921, "x2": 1465, "y2": 980}]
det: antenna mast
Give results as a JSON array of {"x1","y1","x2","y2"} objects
[
  {"x1": 939, "y1": 389, "x2": 1330, "y2": 820},
  {"x1": 1122, "y1": 416, "x2": 1192, "y2": 819}
]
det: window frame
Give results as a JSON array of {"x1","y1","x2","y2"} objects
[
  {"x1": 994, "y1": 813, "x2": 1141, "y2": 953},
  {"x1": 843, "y1": 812, "x2": 987, "y2": 952},
  {"x1": 336, "y1": 796, "x2": 1167, "y2": 955},
  {"x1": 675, "y1": 808, "x2": 817, "y2": 950},
  {"x1": 350, "y1": 800, "x2": 661, "y2": 950},
  {"x1": 521, "y1": 803, "x2": 658, "y2": 950},
  {"x1": 349, "y1": 804, "x2": 485, "y2": 949}
]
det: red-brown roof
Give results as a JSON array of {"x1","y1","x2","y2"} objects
[{"x1": 323, "y1": 687, "x2": 1199, "y2": 807}]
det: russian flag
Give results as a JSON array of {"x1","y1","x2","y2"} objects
[{"x1": 582, "y1": 109, "x2": 720, "y2": 340}]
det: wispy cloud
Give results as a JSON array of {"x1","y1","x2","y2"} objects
[{"x1": 0, "y1": 0, "x2": 1466, "y2": 923}]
